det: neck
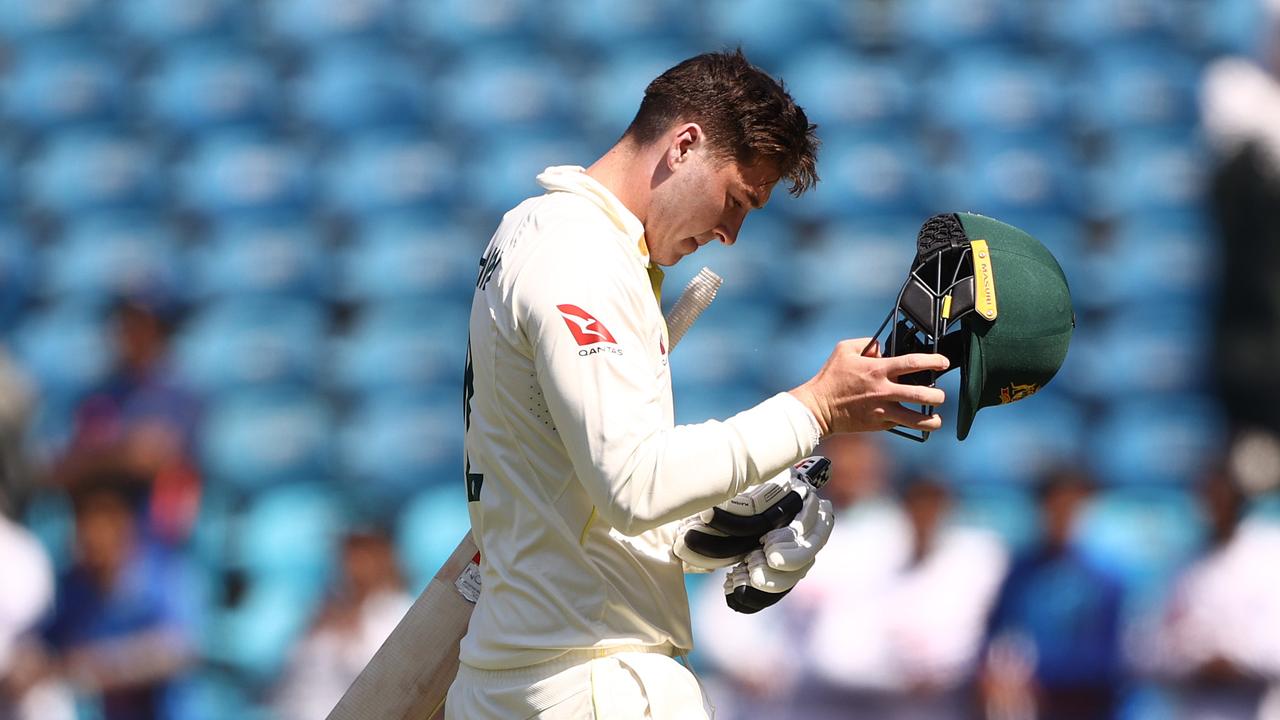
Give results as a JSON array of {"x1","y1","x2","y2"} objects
[{"x1": 586, "y1": 138, "x2": 652, "y2": 226}]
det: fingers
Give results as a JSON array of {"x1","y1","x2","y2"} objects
[
  {"x1": 885, "y1": 380, "x2": 945, "y2": 408},
  {"x1": 878, "y1": 405, "x2": 944, "y2": 431},
  {"x1": 761, "y1": 497, "x2": 834, "y2": 571},
  {"x1": 882, "y1": 352, "x2": 951, "y2": 379},
  {"x1": 746, "y1": 548, "x2": 811, "y2": 592}
]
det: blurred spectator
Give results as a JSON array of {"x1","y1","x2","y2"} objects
[
  {"x1": 1150, "y1": 467, "x2": 1280, "y2": 718},
  {"x1": 7, "y1": 477, "x2": 199, "y2": 720},
  {"x1": 272, "y1": 526, "x2": 412, "y2": 720},
  {"x1": 1204, "y1": 0, "x2": 1280, "y2": 497},
  {"x1": 0, "y1": 509, "x2": 71, "y2": 720},
  {"x1": 797, "y1": 473, "x2": 1007, "y2": 720},
  {"x1": 53, "y1": 297, "x2": 201, "y2": 544},
  {"x1": 0, "y1": 346, "x2": 35, "y2": 515},
  {"x1": 979, "y1": 468, "x2": 1126, "y2": 720},
  {"x1": 695, "y1": 435, "x2": 1007, "y2": 720}
]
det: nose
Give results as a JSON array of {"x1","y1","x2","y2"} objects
[{"x1": 715, "y1": 214, "x2": 745, "y2": 246}]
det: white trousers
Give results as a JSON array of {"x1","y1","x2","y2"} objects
[{"x1": 444, "y1": 645, "x2": 713, "y2": 719}]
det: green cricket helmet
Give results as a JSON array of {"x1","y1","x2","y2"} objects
[{"x1": 871, "y1": 212, "x2": 1075, "y2": 442}]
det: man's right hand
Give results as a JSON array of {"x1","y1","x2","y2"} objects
[{"x1": 788, "y1": 338, "x2": 949, "y2": 436}]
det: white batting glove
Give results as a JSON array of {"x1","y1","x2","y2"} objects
[
  {"x1": 674, "y1": 456, "x2": 830, "y2": 572},
  {"x1": 723, "y1": 491, "x2": 834, "y2": 613}
]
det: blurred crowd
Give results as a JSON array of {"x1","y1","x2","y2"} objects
[
  {"x1": 0, "y1": 0, "x2": 1279, "y2": 719},
  {"x1": 694, "y1": 435, "x2": 1280, "y2": 720}
]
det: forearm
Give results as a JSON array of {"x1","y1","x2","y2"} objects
[
  {"x1": 63, "y1": 628, "x2": 194, "y2": 692},
  {"x1": 595, "y1": 393, "x2": 820, "y2": 535}
]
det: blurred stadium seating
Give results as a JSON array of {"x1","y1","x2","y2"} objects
[{"x1": 0, "y1": 1, "x2": 1271, "y2": 717}]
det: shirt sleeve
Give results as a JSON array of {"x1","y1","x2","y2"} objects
[{"x1": 517, "y1": 229, "x2": 820, "y2": 537}]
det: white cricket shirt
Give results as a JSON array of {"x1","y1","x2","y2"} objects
[{"x1": 459, "y1": 166, "x2": 820, "y2": 670}]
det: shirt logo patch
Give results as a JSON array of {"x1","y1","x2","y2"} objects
[{"x1": 557, "y1": 304, "x2": 618, "y2": 346}]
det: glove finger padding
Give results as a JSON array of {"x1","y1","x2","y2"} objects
[
  {"x1": 674, "y1": 521, "x2": 758, "y2": 570},
  {"x1": 746, "y1": 547, "x2": 813, "y2": 593},
  {"x1": 760, "y1": 496, "x2": 835, "y2": 572},
  {"x1": 703, "y1": 488, "x2": 805, "y2": 538},
  {"x1": 723, "y1": 558, "x2": 792, "y2": 614},
  {"x1": 680, "y1": 456, "x2": 833, "y2": 575},
  {"x1": 696, "y1": 453, "x2": 829, "y2": 537}
]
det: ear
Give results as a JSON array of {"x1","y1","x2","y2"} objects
[{"x1": 665, "y1": 123, "x2": 703, "y2": 171}]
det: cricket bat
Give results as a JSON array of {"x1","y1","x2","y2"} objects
[{"x1": 327, "y1": 268, "x2": 723, "y2": 720}]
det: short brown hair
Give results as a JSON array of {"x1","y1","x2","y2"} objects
[{"x1": 623, "y1": 49, "x2": 819, "y2": 196}]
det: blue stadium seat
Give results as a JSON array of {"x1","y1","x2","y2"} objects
[
  {"x1": 1082, "y1": 212, "x2": 1215, "y2": 311},
  {"x1": 0, "y1": 224, "x2": 34, "y2": 330},
  {"x1": 1088, "y1": 397, "x2": 1225, "y2": 486},
  {"x1": 1089, "y1": 131, "x2": 1207, "y2": 219},
  {"x1": 579, "y1": 43, "x2": 699, "y2": 143},
  {"x1": 936, "y1": 392, "x2": 1086, "y2": 486},
  {"x1": 702, "y1": 0, "x2": 842, "y2": 69},
  {"x1": 181, "y1": 671, "x2": 274, "y2": 720},
  {"x1": 190, "y1": 218, "x2": 331, "y2": 301},
  {"x1": 547, "y1": 0, "x2": 691, "y2": 52},
  {"x1": 175, "y1": 299, "x2": 327, "y2": 393},
  {"x1": 178, "y1": 132, "x2": 312, "y2": 216},
  {"x1": 780, "y1": 48, "x2": 918, "y2": 130},
  {"x1": 340, "y1": 390, "x2": 462, "y2": 512},
  {"x1": 338, "y1": 214, "x2": 479, "y2": 304},
  {"x1": 234, "y1": 482, "x2": 341, "y2": 591},
  {"x1": 404, "y1": 0, "x2": 546, "y2": 48},
  {"x1": 939, "y1": 136, "x2": 1081, "y2": 215},
  {"x1": 463, "y1": 132, "x2": 593, "y2": 218},
  {"x1": 145, "y1": 44, "x2": 278, "y2": 133},
  {"x1": 1036, "y1": 0, "x2": 1176, "y2": 49},
  {"x1": 398, "y1": 482, "x2": 472, "y2": 592},
  {"x1": 3, "y1": 43, "x2": 123, "y2": 129},
  {"x1": 321, "y1": 132, "x2": 454, "y2": 218},
  {"x1": 12, "y1": 303, "x2": 113, "y2": 401},
  {"x1": 785, "y1": 215, "x2": 920, "y2": 309},
  {"x1": 0, "y1": 144, "x2": 18, "y2": 207},
  {"x1": 293, "y1": 46, "x2": 427, "y2": 133},
  {"x1": 1077, "y1": 45, "x2": 1201, "y2": 133},
  {"x1": 0, "y1": 0, "x2": 105, "y2": 39},
  {"x1": 1183, "y1": 0, "x2": 1270, "y2": 55},
  {"x1": 25, "y1": 132, "x2": 164, "y2": 213},
  {"x1": 928, "y1": 50, "x2": 1068, "y2": 135},
  {"x1": 263, "y1": 0, "x2": 395, "y2": 47},
  {"x1": 897, "y1": 0, "x2": 1025, "y2": 49},
  {"x1": 200, "y1": 387, "x2": 335, "y2": 492},
  {"x1": 331, "y1": 301, "x2": 470, "y2": 397},
  {"x1": 1067, "y1": 306, "x2": 1210, "y2": 399},
  {"x1": 1250, "y1": 494, "x2": 1280, "y2": 524},
  {"x1": 952, "y1": 484, "x2": 1038, "y2": 553},
  {"x1": 41, "y1": 214, "x2": 180, "y2": 304},
  {"x1": 668, "y1": 300, "x2": 785, "y2": 390},
  {"x1": 784, "y1": 130, "x2": 929, "y2": 221},
  {"x1": 203, "y1": 577, "x2": 318, "y2": 682},
  {"x1": 116, "y1": 0, "x2": 243, "y2": 46},
  {"x1": 1075, "y1": 486, "x2": 1204, "y2": 606},
  {"x1": 436, "y1": 48, "x2": 577, "y2": 136}
]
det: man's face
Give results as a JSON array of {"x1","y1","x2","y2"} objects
[{"x1": 646, "y1": 129, "x2": 780, "y2": 267}]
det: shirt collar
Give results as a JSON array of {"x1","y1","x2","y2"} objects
[{"x1": 536, "y1": 165, "x2": 650, "y2": 266}]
